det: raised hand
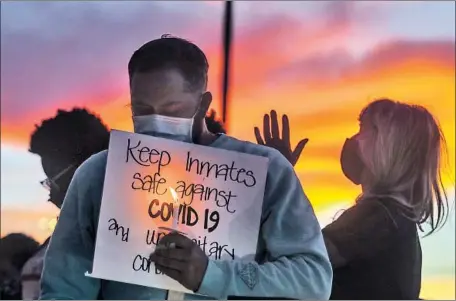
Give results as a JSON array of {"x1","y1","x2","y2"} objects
[{"x1": 254, "y1": 110, "x2": 308, "y2": 166}]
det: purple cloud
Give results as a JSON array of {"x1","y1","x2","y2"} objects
[
  {"x1": 266, "y1": 40, "x2": 455, "y2": 87},
  {"x1": 0, "y1": 1, "x2": 222, "y2": 123}
]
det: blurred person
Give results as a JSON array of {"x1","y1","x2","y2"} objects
[
  {"x1": 0, "y1": 260, "x2": 21, "y2": 300},
  {"x1": 0, "y1": 233, "x2": 39, "y2": 299},
  {"x1": 41, "y1": 35, "x2": 332, "y2": 300},
  {"x1": 20, "y1": 238, "x2": 50, "y2": 300},
  {"x1": 22, "y1": 108, "x2": 111, "y2": 300},
  {"x1": 254, "y1": 100, "x2": 449, "y2": 299},
  {"x1": 29, "y1": 108, "x2": 111, "y2": 209},
  {"x1": 0, "y1": 233, "x2": 39, "y2": 271}
]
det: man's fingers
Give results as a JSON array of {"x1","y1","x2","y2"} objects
[
  {"x1": 155, "y1": 264, "x2": 181, "y2": 281},
  {"x1": 270, "y1": 110, "x2": 280, "y2": 139},
  {"x1": 254, "y1": 127, "x2": 265, "y2": 145},
  {"x1": 282, "y1": 114, "x2": 291, "y2": 148},
  {"x1": 154, "y1": 247, "x2": 188, "y2": 261},
  {"x1": 150, "y1": 253, "x2": 186, "y2": 271},
  {"x1": 292, "y1": 138, "x2": 309, "y2": 165},
  {"x1": 263, "y1": 114, "x2": 272, "y2": 143},
  {"x1": 158, "y1": 232, "x2": 194, "y2": 249}
]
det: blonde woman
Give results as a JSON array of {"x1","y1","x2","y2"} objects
[{"x1": 255, "y1": 99, "x2": 449, "y2": 299}]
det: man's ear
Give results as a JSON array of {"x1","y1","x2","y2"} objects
[
  {"x1": 192, "y1": 92, "x2": 213, "y2": 143},
  {"x1": 196, "y1": 91, "x2": 212, "y2": 120}
]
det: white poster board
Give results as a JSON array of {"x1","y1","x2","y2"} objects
[{"x1": 86, "y1": 130, "x2": 269, "y2": 293}]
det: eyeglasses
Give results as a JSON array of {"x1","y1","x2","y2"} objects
[{"x1": 40, "y1": 165, "x2": 74, "y2": 191}]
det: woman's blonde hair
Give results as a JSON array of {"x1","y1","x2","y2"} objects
[{"x1": 357, "y1": 99, "x2": 449, "y2": 235}]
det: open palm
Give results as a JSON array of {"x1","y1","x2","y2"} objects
[{"x1": 254, "y1": 110, "x2": 308, "y2": 166}]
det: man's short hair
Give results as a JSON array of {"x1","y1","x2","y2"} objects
[
  {"x1": 29, "y1": 108, "x2": 110, "y2": 164},
  {"x1": 128, "y1": 34, "x2": 209, "y2": 92}
]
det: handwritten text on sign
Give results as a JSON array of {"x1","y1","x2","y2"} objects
[{"x1": 87, "y1": 130, "x2": 269, "y2": 293}]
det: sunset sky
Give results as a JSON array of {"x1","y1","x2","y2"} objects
[{"x1": 1, "y1": 1, "x2": 455, "y2": 299}]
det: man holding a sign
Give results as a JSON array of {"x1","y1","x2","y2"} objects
[{"x1": 41, "y1": 36, "x2": 332, "y2": 300}]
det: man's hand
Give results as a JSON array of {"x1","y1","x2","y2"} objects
[
  {"x1": 254, "y1": 110, "x2": 308, "y2": 166},
  {"x1": 149, "y1": 232, "x2": 208, "y2": 292}
]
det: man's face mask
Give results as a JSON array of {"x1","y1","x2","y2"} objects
[
  {"x1": 340, "y1": 136, "x2": 365, "y2": 185},
  {"x1": 132, "y1": 103, "x2": 201, "y2": 143}
]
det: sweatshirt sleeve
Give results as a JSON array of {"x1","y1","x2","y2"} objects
[
  {"x1": 40, "y1": 159, "x2": 102, "y2": 300},
  {"x1": 196, "y1": 152, "x2": 333, "y2": 300}
]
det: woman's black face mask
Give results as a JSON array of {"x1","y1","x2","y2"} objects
[{"x1": 340, "y1": 137, "x2": 365, "y2": 185}]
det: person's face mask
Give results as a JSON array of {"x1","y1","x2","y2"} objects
[
  {"x1": 340, "y1": 136, "x2": 365, "y2": 185},
  {"x1": 132, "y1": 109, "x2": 199, "y2": 143}
]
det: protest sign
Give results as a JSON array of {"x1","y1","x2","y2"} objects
[{"x1": 86, "y1": 130, "x2": 269, "y2": 293}]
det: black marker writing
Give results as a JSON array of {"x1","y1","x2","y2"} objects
[
  {"x1": 132, "y1": 254, "x2": 163, "y2": 275},
  {"x1": 132, "y1": 254, "x2": 152, "y2": 272},
  {"x1": 148, "y1": 199, "x2": 198, "y2": 227},
  {"x1": 186, "y1": 152, "x2": 256, "y2": 187},
  {"x1": 145, "y1": 229, "x2": 167, "y2": 246},
  {"x1": 148, "y1": 199, "x2": 172, "y2": 222},
  {"x1": 108, "y1": 218, "x2": 129, "y2": 242},
  {"x1": 175, "y1": 180, "x2": 237, "y2": 213},
  {"x1": 203, "y1": 209, "x2": 220, "y2": 233},
  {"x1": 192, "y1": 235, "x2": 235, "y2": 260},
  {"x1": 131, "y1": 172, "x2": 167, "y2": 195},
  {"x1": 126, "y1": 139, "x2": 171, "y2": 175},
  {"x1": 131, "y1": 237, "x2": 235, "y2": 275},
  {"x1": 147, "y1": 199, "x2": 221, "y2": 232}
]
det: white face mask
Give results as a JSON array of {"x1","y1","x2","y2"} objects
[{"x1": 132, "y1": 114, "x2": 195, "y2": 143}]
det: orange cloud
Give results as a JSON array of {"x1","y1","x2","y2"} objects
[
  {"x1": 1, "y1": 14, "x2": 454, "y2": 213},
  {"x1": 224, "y1": 40, "x2": 455, "y2": 211},
  {"x1": 421, "y1": 276, "x2": 456, "y2": 300},
  {"x1": 1, "y1": 207, "x2": 59, "y2": 243},
  {"x1": 2, "y1": 40, "x2": 454, "y2": 175}
]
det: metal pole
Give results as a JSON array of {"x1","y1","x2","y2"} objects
[{"x1": 222, "y1": 0, "x2": 233, "y2": 132}]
